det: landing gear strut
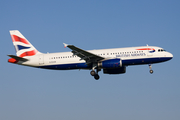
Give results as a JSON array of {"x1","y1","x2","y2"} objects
[
  {"x1": 149, "y1": 64, "x2": 153, "y2": 74},
  {"x1": 90, "y1": 63, "x2": 100, "y2": 80}
]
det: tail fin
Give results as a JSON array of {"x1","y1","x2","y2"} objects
[{"x1": 10, "y1": 30, "x2": 41, "y2": 57}]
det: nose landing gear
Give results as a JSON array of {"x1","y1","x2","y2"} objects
[{"x1": 149, "y1": 64, "x2": 153, "y2": 74}]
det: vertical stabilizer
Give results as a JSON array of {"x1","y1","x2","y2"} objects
[{"x1": 9, "y1": 30, "x2": 41, "y2": 57}]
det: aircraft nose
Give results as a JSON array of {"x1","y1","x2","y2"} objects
[{"x1": 167, "y1": 52, "x2": 173, "y2": 59}]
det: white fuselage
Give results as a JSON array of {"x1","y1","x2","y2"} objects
[{"x1": 19, "y1": 46, "x2": 173, "y2": 70}]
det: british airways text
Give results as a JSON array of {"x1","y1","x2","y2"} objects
[{"x1": 116, "y1": 53, "x2": 146, "y2": 57}]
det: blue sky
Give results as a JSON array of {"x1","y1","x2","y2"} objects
[{"x1": 0, "y1": 0, "x2": 180, "y2": 120}]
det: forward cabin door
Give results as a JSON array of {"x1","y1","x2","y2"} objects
[
  {"x1": 39, "y1": 54, "x2": 44, "y2": 65},
  {"x1": 147, "y1": 47, "x2": 153, "y2": 57}
]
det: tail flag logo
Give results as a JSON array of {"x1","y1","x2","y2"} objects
[
  {"x1": 18, "y1": 49, "x2": 37, "y2": 58},
  {"x1": 10, "y1": 30, "x2": 39, "y2": 57},
  {"x1": 11, "y1": 35, "x2": 30, "y2": 45},
  {"x1": 17, "y1": 45, "x2": 31, "y2": 51}
]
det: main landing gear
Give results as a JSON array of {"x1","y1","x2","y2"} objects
[
  {"x1": 90, "y1": 70, "x2": 100, "y2": 80},
  {"x1": 149, "y1": 64, "x2": 153, "y2": 74},
  {"x1": 90, "y1": 64, "x2": 100, "y2": 80}
]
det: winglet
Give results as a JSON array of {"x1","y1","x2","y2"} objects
[{"x1": 63, "y1": 43, "x2": 68, "y2": 48}]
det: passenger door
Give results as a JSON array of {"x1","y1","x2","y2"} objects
[
  {"x1": 39, "y1": 54, "x2": 44, "y2": 65},
  {"x1": 147, "y1": 48, "x2": 154, "y2": 56}
]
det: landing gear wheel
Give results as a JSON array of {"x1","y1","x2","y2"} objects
[
  {"x1": 150, "y1": 70, "x2": 153, "y2": 74},
  {"x1": 149, "y1": 64, "x2": 153, "y2": 74},
  {"x1": 94, "y1": 74, "x2": 100, "y2": 80},
  {"x1": 90, "y1": 70, "x2": 96, "y2": 76}
]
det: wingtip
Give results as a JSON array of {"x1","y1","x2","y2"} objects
[{"x1": 63, "y1": 43, "x2": 68, "y2": 48}]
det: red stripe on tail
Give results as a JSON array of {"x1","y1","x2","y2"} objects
[
  {"x1": 19, "y1": 50, "x2": 37, "y2": 57},
  {"x1": 11, "y1": 35, "x2": 30, "y2": 45}
]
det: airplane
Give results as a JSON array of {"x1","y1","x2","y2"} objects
[{"x1": 8, "y1": 30, "x2": 173, "y2": 80}]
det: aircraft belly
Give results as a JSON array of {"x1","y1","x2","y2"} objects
[
  {"x1": 39, "y1": 62, "x2": 90, "y2": 70},
  {"x1": 122, "y1": 57, "x2": 172, "y2": 65}
]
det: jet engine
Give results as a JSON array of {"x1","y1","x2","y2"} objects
[
  {"x1": 98, "y1": 58, "x2": 122, "y2": 68},
  {"x1": 103, "y1": 67, "x2": 126, "y2": 74}
]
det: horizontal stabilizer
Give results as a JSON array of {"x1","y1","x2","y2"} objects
[{"x1": 7, "y1": 55, "x2": 28, "y2": 62}]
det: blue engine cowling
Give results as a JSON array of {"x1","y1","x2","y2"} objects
[
  {"x1": 100, "y1": 58, "x2": 122, "y2": 68},
  {"x1": 103, "y1": 67, "x2": 126, "y2": 74}
]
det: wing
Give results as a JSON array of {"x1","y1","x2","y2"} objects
[{"x1": 63, "y1": 43, "x2": 104, "y2": 63}]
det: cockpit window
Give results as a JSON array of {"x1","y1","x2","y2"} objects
[{"x1": 158, "y1": 49, "x2": 166, "y2": 52}]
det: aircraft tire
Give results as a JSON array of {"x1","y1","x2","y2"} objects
[
  {"x1": 90, "y1": 70, "x2": 96, "y2": 76},
  {"x1": 150, "y1": 70, "x2": 153, "y2": 74},
  {"x1": 94, "y1": 74, "x2": 100, "y2": 80}
]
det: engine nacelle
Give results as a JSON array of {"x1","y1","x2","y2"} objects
[
  {"x1": 98, "y1": 58, "x2": 122, "y2": 68},
  {"x1": 103, "y1": 67, "x2": 126, "y2": 74}
]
